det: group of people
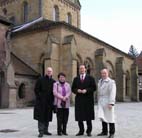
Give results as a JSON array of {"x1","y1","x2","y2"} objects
[{"x1": 33, "y1": 65, "x2": 116, "y2": 138}]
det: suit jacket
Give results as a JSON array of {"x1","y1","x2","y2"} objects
[{"x1": 72, "y1": 74, "x2": 97, "y2": 121}]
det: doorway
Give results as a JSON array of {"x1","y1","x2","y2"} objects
[{"x1": 0, "y1": 71, "x2": 4, "y2": 108}]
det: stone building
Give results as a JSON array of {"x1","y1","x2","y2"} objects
[
  {"x1": 0, "y1": 16, "x2": 11, "y2": 108},
  {"x1": 0, "y1": 0, "x2": 139, "y2": 108},
  {"x1": 136, "y1": 52, "x2": 142, "y2": 101},
  {"x1": 0, "y1": 16, "x2": 39, "y2": 108}
]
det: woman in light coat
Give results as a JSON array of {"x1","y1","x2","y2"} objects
[
  {"x1": 97, "y1": 69, "x2": 116, "y2": 138},
  {"x1": 53, "y1": 72, "x2": 71, "y2": 136}
]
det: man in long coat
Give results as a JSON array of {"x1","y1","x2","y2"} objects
[
  {"x1": 97, "y1": 69, "x2": 116, "y2": 138},
  {"x1": 72, "y1": 65, "x2": 97, "y2": 136},
  {"x1": 34, "y1": 67, "x2": 56, "y2": 137}
]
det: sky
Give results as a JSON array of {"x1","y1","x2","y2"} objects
[{"x1": 79, "y1": 0, "x2": 142, "y2": 54}]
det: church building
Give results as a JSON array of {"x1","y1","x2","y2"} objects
[{"x1": 0, "y1": 0, "x2": 139, "y2": 108}]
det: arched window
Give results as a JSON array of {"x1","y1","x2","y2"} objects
[
  {"x1": 53, "y1": 5, "x2": 59, "y2": 21},
  {"x1": 38, "y1": 0, "x2": 42, "y2": 16},
  {"x1": 2, "y1": 8, "x2": 7, "y2": 15},
  {"x1": 84, "y1": 58, "x2": 94, "y2": 75},
  {"x1": 18, "y1": 83, "x2": 26, "y2": 99},
  {"x1": 76, "y1": 54, "x2": 83, "y2": 75},
  {"x1": 23, "y1": 1, "x2": 28, "y2": 23},
  {"x1": 67, "y1": 12, "x2": 72, "y2": 24},
  {"x1": 105, "y1": 61, "x2": 115, "y2": 79},
  {"x1": 125, "y1": 71, "x2": 130, "y2": 97},
  {"x1": 0, "y1": 71, "x2": 4, "y2": 107}
]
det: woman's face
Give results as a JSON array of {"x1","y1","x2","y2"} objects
[{"x1": 59, "y1": 75, "x2": 66, "y2": 82}]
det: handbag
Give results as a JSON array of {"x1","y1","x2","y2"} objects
[{"x1": 61, "y1": 101, "x2": 66, "y2": 108}]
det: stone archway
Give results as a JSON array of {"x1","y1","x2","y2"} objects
[
  {"x1": 76, "y1": 54, "x2": 83, "y2": 75},
  {"x1": 84, "y1": 57, "x2": 94, "y2": 76},
  {"x1": 125, "y1": 71, "x2": 130, "y2": 98},
  {"x1": 0, "y1": 71, "x2": 4, "y2": 108},
  {"x1": 39, "y1": 53, "x2": 49, "y2": 76},
  {"x1": 105, "y1": 60, "x2": 115, "y2": 79}
]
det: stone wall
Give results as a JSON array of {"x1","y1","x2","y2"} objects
[
  {"x1": 11, "y1": 24, "x2": 138, "y2": 102},
  {"x1": 42, "y1": 0, "x2": 80, "y2": 28},
  {"x1": 0, "y1": 0, "x2": 40, "y2": 25},
  {"x1": 0, "y1": 0, "x2": 81, "y2": 27}
]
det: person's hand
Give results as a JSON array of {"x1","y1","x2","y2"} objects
[
  {"x1": 82, "y1": 89, "x2": 87, "y2": 94},
  {"x1": 77, "y1": 89, "x2": 82, "y2": 93},
  {"x1": 64, "y1": 96, "x2": 68, "y2": 101},
  {"x1": 108, "y1": 104, "x2": 113, "y2": 110},
  {"x1": 62, "y1": 97, "x2": 66, "y2": 101}
]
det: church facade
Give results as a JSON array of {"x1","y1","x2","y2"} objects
[{"x1": 0, "y1": 0, "x2": 139, "y2": 108}]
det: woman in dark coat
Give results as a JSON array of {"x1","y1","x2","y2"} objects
[
  {"x1": 34, "y1": 67, "x2": 55, "y2": 137},
  {"x1": 72, "y1": 65, "x2": 97, "y2": 136}
]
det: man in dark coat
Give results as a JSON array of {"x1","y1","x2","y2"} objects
[
  {"x1": 72, "y1": 65, "x2": 97, "y2": 137},
  {"x1": 34, "y1": 67, "x2": 56, "y2": 137}
]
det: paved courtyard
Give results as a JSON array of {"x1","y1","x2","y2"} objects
[{"x1": 0, "y1": 102, "x2": 142, "y2": 138}]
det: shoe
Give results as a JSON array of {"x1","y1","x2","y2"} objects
[
  {"x1": 38, "y1": 133, "x2": 43, "y2": 137},
  {"x1": 87, "y1": 133, "x2": 92, "y2": 137},
  {"x1": 62, "y1": 132, "x2": 68, "y2": 135},
  {"x1": 97, "y1": 132, "x2": 108, "y2": 136},
  {"x1": 76, "y1": 132, "x2": 84, "y2": 136},
  {"x1": 44, "y1": 131, "x2": 52, "y2": 135},
  {"x1": 108, "y1": 134, "x2": 114, "y2": 138},
  {"x1": 58, "y1": 132, "x2": 62, "y2": 136}
]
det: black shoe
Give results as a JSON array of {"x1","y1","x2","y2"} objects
[
  {"x1": 97, "y1": 132, "x2": 108, "y2": 136},
  {"x1": 38, "y1": 133, "x2": 43, "y2": 137},
  {"x1": 108, "y1": 134, "x2": 114, "y2": 138},
  {"x1": 44, "y1": 131, "x2": 52, "y2": 135},
  {"x1": 62, "y1": 132, "x2": 68, "y2": 135},
  {"x1": 87, "y1": 133, "x2": 92, "y2": 137},
  {"x1": 76, "y1": 132, "x2": 84, "y2": 136},
  {"x1": 58, "y1": 132, "x2": 62, "y2": 136}
]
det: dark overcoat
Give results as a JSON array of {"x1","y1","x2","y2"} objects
[
  {"x1": 72, "y1": 74, "x2": 97, "y2": 121},
  {"x1": 33, "y1": 75, "x2": 55, "y2": 122}
]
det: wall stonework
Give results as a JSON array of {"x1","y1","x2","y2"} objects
[
  {"x1": 11, "y1": 23, "x2": 138, "y2": 103},
  {"x1": 0, "y1": 0, "x2": 81, "y2": 27},
  {"x1": 0, "y1": 0, "x2": 139, "y2": 108}
]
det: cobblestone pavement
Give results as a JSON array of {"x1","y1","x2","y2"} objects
[{"x1": 0, "y1": 102, "x2": 142, "y2": 138}]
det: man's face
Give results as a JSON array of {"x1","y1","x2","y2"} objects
[
  {"x1": 79, "y1": 65, "x2": 86, "y2": 74},
  {"x1": 46, "y1": 68, "x2": 53, "y2": 77},
  {"x1": 101, "y1": 69, "x2": 108, "y2": 79}
]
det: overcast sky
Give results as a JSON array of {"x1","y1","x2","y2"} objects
[{"x1": 80, "y1": 0, "x2": 142, "y2": 54}]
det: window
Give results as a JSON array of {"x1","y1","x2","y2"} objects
[
  {"x1": 18, "y1": 83, "x2": 26, "y2": 99},
  {"x1": 23, "y1": 1, "x2": 28, "y2": 22},
  {"x1": 38, "y1": 0, "x2": 42, "y2": 16},
  {"x1": 67, "y1": 12, "x2": 72, "y2": 24},
  {"x1": 2, "y1": 8, "x2": 7, "y2": 15},
  {"x1": 84, "y1": 58, "x2": 93, "y2": 75},
  {"x1": 53, "y1": 5, "x2": 59, "y2": 21},
  {"x1": 139, "y1": 75, "x2": 142, "y2": 90}
]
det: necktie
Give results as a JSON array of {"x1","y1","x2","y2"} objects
[{"x1": 81, "y1": 75, "x2": 84, "y2": 83}]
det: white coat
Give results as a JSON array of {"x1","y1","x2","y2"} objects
[{"x1": 97, "y1": 77, "x2": 116, "y2": 123}]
